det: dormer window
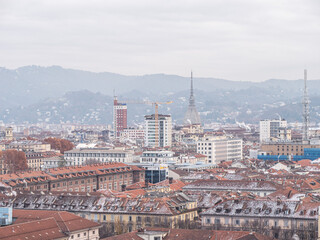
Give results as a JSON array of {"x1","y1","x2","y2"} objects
[
  {"x1": 254, "y1": 208, "x2": 261, "y2": 214},
  {"x1": 216, "y1": 208, "x2": 222, "y2": 213},
  {"x1": 235, "y1": 209, "x2": 242, "y2": 214},
  {"x1": 225, "y1": 209, "x2": 231, "y2": 213}
]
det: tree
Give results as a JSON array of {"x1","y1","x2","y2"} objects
[
  {"x1": 44, "y1": 138, "x2": 74, "y2": 153},
  {"x1": 1, "y1": 150, "x2": 28, "y2": 173},
  {"x1": 60, "y1": 139, "x2": 74, "y2": 153},
  {"x1": 114, "y1": 218, "x2": 125, "y2": 235}
]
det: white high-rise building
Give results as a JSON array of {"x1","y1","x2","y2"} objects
[
  {"x1": 259, "y1": 119, "x2": 287, "y2": 143},
  {"x1": 145, "y1": 114, "x2": 172, "y2": 148},
  {"x1": 197, "y1": 136, "x2": 242, "y2": 164}
]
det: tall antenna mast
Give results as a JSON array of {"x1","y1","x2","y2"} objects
[{"x1": 303, "y1": 69, "x2": 310, "y2": 141}]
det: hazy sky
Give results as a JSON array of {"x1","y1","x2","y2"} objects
[{"x1": 0, "y1": 0, "x2": 319, "y2": 81}]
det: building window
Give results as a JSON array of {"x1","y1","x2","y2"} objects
[
  {"x1": 84, "y1": 232, "x2": 86, "y2": 236},
  {"x1": 300, "y1": 222, "x2": 304, "y2": 229},
  {"x1": 92, "y1": 230, "x2": 95, "y2": 234},
  {"x1": 235, "y1": 220, "x2": 240, "y2": 225}
]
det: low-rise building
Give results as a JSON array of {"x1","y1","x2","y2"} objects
[
  {"x1": 3, "y1": 191, "x2": 198, "y2": 234},
  {"x1": 140, "y1": 151, "x2": 177, "y2": 164},
  {"x1": 25, "y1": 152, "x2": 44, "y2": 171},
  {"x1": 5, "y1": 140, "x2": 51, "y2": 152},
  {"x1": 183, "y1": 180, "x2": 278, "y2": 197},
  {"x1": 64, "y1": 148, "x2": 134, "y2": 165},
  {"x1": 201, "y1": 199, "x2": 319, "y2": 240},
  {"x1": 120, "y1": 128, "x2": 145, "y2": 142},
  {"x1": 0, "y1": 162, "x2": 145, "y2": 192}
]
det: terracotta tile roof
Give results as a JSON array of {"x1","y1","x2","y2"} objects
[
  {"x1": 297, "y1": 159, "x2": 312, "y2": 166},
  {"x1": 126, "y1": 181, "x2": 154, "y2": 190},
  {"x1": 98, "y1": 188, "x2": 147, "y2": 198},
  {"x1": 101, "y1": 232, "x2": 144, "y2": 240},
  {"x1": 13, "y1": 209, "x2": 100, "y2": 232},
  {"x1": 267, "y1": 187, "x2": 301, "y2": 200},
  {"x1": 0, "y1": 162, "x2": 142, "y2": 186},
  {"x1": 169, "y1": 169, "x2": 189, "y2": 177},
  {"x1": 0, "y1": 217, "x2": 66, "y2": 240},
  {"x1": 155, "y1": 179, "x2": 186, "y2": 191},
  {"x1": 102, "y1": 229, "x2": 272, "y2": 240}
]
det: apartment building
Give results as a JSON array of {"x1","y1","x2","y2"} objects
[
  {"x1": 4, "y1": 140, "x2": 51, "y2": 152},
  {"x1": 183, "y1": 180, "x2": 278, "y2": 197},
  {"x1": 201, "y1": 199, "x2": 319, "y2": 240},
  {"x1": 145, "y1": 114, "x2": 172, "y2": 148},
  {"x1": 120, "y1": 128, "x2": 145, "y2": 142},
  {"x1": 260, "y1": 142, "x2": 320, "y2": 156},
  {"x1": 260, "y1": 119, "x2": 289, "y2": 143},
  {"x1": 0, "y1": 162, "x2": 145, "y2": 192},
  {"x1": 197, "y1": 136, "x2": 242, "y2": 164},
  {"x1": 6, "y1": 191, "x2": 197, "y2": 234},
  {"x1": 25, "y1": 152, "x2": 44, "y2": 171},
  {"x1": 64, "y1": 148, "x2": 134, "y2": 166},
  {"x1": 140, "y1": 150, "x2": 177, "y2": 163}
]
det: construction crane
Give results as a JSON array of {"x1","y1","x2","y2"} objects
[{"x1": 118, "y1": 100, "x2": 173, "y2": 148}]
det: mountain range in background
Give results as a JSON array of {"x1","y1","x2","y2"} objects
[{"x1": 1, "y1": 65, "x2": 320, "y2": 126}]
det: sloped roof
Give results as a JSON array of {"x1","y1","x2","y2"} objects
[
  {"x1": 13, "y1": 209, "x2": 100, "y2": 232},
  {"x1": 102, "y1": 229, "x2": 272, "y2": 240},
  {"x1": 155, "y1": 179, "x2": 186, "y2": 191},
  {"x1": 0, "y1": 217, "x2": 66, "y2": 240}
]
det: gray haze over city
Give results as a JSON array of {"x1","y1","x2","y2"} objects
[{"x1": 0, "y1": 0, "x2": 319, "y2": 81}]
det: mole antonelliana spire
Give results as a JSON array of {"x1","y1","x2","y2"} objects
[{"x1": 184, "y1": 71, "x2": 201, "y2": 125}]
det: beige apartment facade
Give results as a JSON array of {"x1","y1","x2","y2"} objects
[
  {"x1": 261, "y1": 142, "x2": 320, "y2": 156},
  {"x1": 201, "y1": 199, "x2": 319, "y2": 240}
]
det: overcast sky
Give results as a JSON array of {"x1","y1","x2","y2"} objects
[{"x1": 0, "y1": 0, "x2": 319, "y2": 81}]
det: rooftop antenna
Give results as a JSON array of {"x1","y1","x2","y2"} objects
[{"x1": 302, "y1": 69, "x2": 310, "y2": 141}]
